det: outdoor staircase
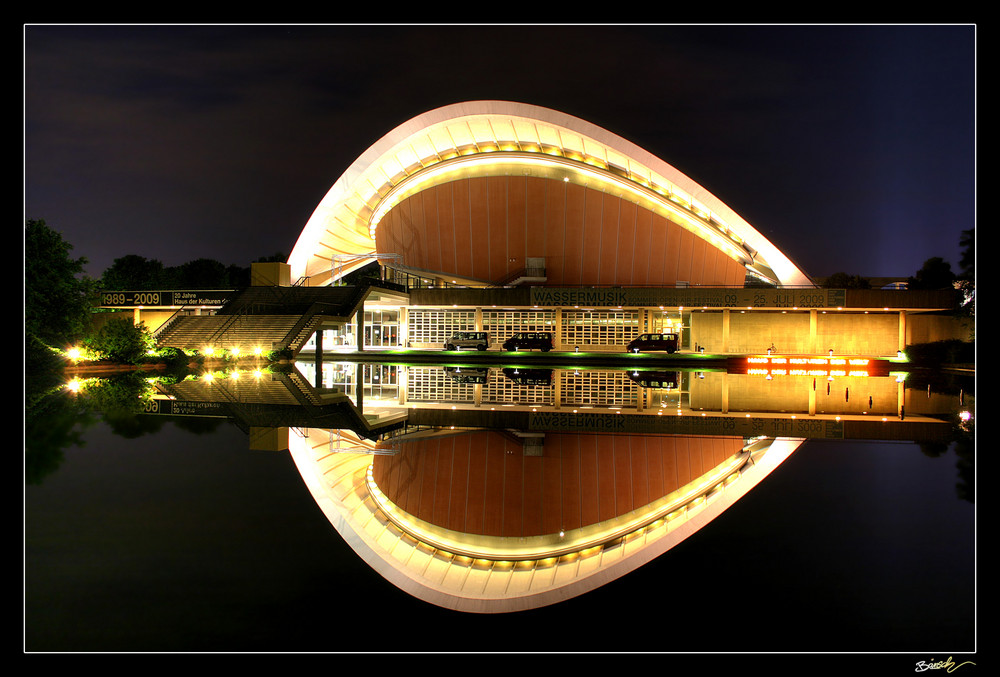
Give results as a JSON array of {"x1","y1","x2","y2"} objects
[{"x1": 154, "y1": 280, "x2": 405, "y2": 355}]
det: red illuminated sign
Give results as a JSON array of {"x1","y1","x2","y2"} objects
[{"x1": 736, "y1": 355, "x2": 890, "y2": 377}]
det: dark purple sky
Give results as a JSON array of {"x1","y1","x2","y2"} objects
[{"x1": 24, "y1": 24, "x2": 975, "y2": 281}]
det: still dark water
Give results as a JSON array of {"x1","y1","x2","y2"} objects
[{"x1": 25, "y1": 405, "x2": 975, "y2": 655}]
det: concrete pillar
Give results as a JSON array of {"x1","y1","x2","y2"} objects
[
  {"x1": 898, "y1": 310, "x2": 907, "y2": 353},
  {"x1": 475, "y1": 307, "x2": 483, "y2": 332},
  {"x1": 722, "y1": 309, "x2": 730, "y2": 354},
  {"x1": 721, "y1": 372, "x2": 729, "y2": 414},
  {"x1": 554, "y1": 307, "x2": 563, "y2": 350},
  {"x1": 398, "y1": 366, "x2": 408, "y2": 405},
  {"x1": 356, "y1": 303, "x2": 365, "y2": 352},
  {"x1": 809, "y1": 309, "x2": 818, "y2": 354},
  {"x1": 314, "y1": 328, "x2": 323, "y2": 388}
]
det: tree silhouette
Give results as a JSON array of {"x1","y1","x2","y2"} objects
[
  {"x1": 907, "y1": 256, "x2": 956, "y2": 290},
  {"x1": 25, "y1": 219, "x2": 94, "y2": 346}
]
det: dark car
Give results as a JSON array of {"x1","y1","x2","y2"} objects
[
  {"x1": 626, "y1": 370, "x2": 680, "y2": 389},
  {"x1": 445, "y1": 366, "x2": 490, "y2": 383},
  {"x1": 501, "y1": 367, "x2": 552, "y2": 385},
  {"x1": 627, "y1": 332, "x2": 679, "y2": 354},
  {"x1": 444, "y1": 331, "x2": 490, "y2": 351},
  {"x1": 502, "y1": 332, "x2": 554, "y2": 352}
]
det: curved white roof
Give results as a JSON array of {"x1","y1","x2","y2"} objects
[{"x1": 288, "y1": 101, "x2": 812, "y2": 287}]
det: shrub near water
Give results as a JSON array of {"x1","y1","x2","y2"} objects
[{"x1": 83, "y1": 318, "x2": 154, "y2": 363}]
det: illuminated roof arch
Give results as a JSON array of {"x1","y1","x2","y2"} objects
[{"x1": 288, "y1": 101, "x2": 812, "y2": 287}]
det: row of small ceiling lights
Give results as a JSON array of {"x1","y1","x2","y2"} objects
[{"x1": 370, "y1": 131, "x2": 744, "y2": 251}]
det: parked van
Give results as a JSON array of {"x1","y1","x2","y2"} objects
[
  {"x1": 626, "y1": 332, "x2": 679, "y2": 354},
  {"x1": 445, "y1": 366, "x2": 490, "y2": 383},
  {"x1": 502, "y1": 332, "x2": 554, "y2": 352},
  {"x1": 444, "y1": 331, "x2": 490, "y2": 351},
  {"x1": 626, "y1": 370, "x2": 680, "y2": 389}
]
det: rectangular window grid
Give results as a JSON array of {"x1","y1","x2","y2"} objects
[
  {"x1": 482, "y1": 369, "x2": 554, "y2": 406},
  {"x1": 560, "y1": 369, "x2": 638, "y2": 407},
  {"x1": 407, "y1": 309, "x2": 477, "y2": 345},
  {"x1": 406, "y1": 366, "x2": 477, "y2": 403},
  {"x1": 482, "y1": 309, "x2": 556, "y2": 344},
  {"x1": 561, "y1": 310, "x2": 640, "y2": 346}
]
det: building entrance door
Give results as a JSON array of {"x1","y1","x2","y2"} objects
[{"x1": 363, "y1": 309, "x2": 400, "y2": 348}]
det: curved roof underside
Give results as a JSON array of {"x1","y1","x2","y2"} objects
[
  {"x1": 288, "y1": 429, "x2": 805, "y2": 613},
  {"x1": 288, "y1": 101, "x2": 812, "y2": 288}
]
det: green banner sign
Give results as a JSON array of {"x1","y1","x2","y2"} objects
[{"x1": 99, "y1": 290, "x2": 236, "y2": 308}]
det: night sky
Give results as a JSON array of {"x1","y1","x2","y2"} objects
[{"x1": 24, "y1": 24, "x2": 976, "y2": 282}]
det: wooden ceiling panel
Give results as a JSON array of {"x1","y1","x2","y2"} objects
[
  {"x1": 370, "y1": 433, "x2": 745, "y2": 539},
  {"x1": 375, "y1": 175, "x2": 746, "y2": 286}
]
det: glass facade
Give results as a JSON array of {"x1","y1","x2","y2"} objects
[{"x1": 363, "y1": 309, "x2": 400, "y2": 348}]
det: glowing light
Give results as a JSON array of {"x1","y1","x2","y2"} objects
[
  {"x1": 745, "y1": 354, "x2": 880, "y2": 378},
  {"x1": 66, "y1": 347, "x2": 82, "y2": 361},
  {"x1": 366, "y1": 152, "x2": 752, "y2": 264}
]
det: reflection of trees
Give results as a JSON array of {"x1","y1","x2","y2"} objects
[
  {"x1": 918, "y1": 417, "x2": 974, "y2": 504},
  {"x1": 100, "y1": 410, "x2": 168, "y2": 439},
  {"x1": 25, "y1": 389, "x2": 96, "y2": 485},
  {"x1": 25, "y1": 369, "x2": 222, "y2": 484},
  {"x1": 25, "y1": 338, "x2": 92, "y2": 485},
  {"x1": 76, "y1": 372, "x2": 151, "y2": 416},
  {"x1": 953, "y1": 421, "x2": 974, "y2": 503},
  {"x1": 169, "y1": 417, "x2": 225, "y2": 434},
  {"x1": 917, "y1": 441, "x2": 949, "y2": 458},
  {"x1": 905, "y1": 366, "x2": 975, "y2": 502}
]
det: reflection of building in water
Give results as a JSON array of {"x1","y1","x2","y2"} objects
[
  {"x1": 288, "y1": 428, "x2": 803, "y2": 612},
  {"x1": 370, "y1": 432, "x2": 745, "y2": 539},
  {"x1": 293, "y1": 361, "x2": 954, "y2": 424},
  {"x1": 145, "y1": 360, "x2": 961, "y2": 611},
  {"x1": 150, "y1": 358, "x2": 954, "y2": 448}
]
